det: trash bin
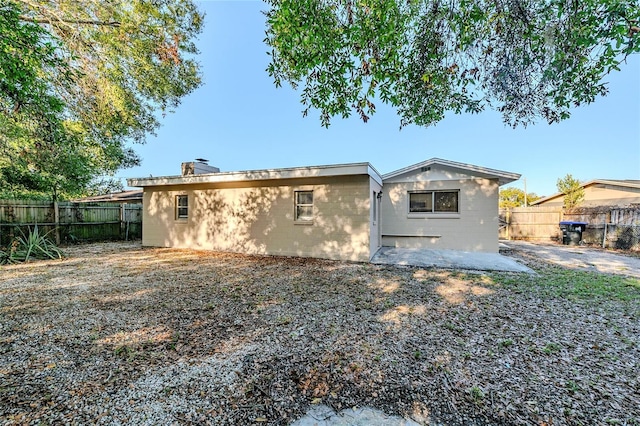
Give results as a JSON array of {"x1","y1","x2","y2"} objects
[{"x1": 559, "y1": 221, "x2": 587, "y2": 245}]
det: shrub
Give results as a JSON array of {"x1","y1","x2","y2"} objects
[{"x1": 0, "y1": 225, "x2": 64, "y2": 264}]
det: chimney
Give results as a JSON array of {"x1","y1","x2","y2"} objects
[{"x1": 181, "y1": 158, "x2": 220, "y2": 176}]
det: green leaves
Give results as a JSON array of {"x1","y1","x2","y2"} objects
[
  {"x1": 0, "y1": 0, "x2": 204, "y2": 200},
  {"x1": 556, "y1": 174, "x2": 585, "y2": 209},
  {"x1": 264, "y1": 0, "x2": 640, "y2": 128},
  {"x1": 0, "y1": 225, "x2": 64, "y2": 265},
  {"x1": 0, "y1": 2, "x2": 66, "y2": 119},
  {"x1": 499, "y1": 187, "x2": 540, "y2": 208},
  {"x1": 265, "y1": 0, "x2": 411, "y2": 127}
]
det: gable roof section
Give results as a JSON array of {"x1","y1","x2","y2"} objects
[
  {"x1": 128, "y1": 162, "x2": 383, "y2": 188},
  {"x1": 531, "y1": 179, "x2": 640, "y2": 205},
  {"x1": 382, "y1": 158, "x2": 520, "y2": 186}
]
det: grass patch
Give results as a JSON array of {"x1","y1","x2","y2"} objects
[
  {"x1": 490, "y1": 268, "x2": 640, "y2": 302},
  {"x1": 542, "y1": 342, "x2": 562, "y2": 355},
  {"x1": 498, "y1": 338, "x2": 514, "y2": 349},
  {"x1": 466, "y1": 386, "x2": 485, "y2": 405}
]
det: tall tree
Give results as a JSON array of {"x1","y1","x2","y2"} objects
[
  {"x1": 557, "y1": 174, "x2": 584, "y2": 209},
  {"x1": 264, "y1": 0, "x2": 640, "y2": 127},
  {"x1": 0, "y1": 2, "x2": 66, "y2": 126},
  {"x1": 499, "y1": 187, "x2": 540, "y2": 208},
  {"x1": 0, "y1": 0, "x2": 203, "y2": 199}
]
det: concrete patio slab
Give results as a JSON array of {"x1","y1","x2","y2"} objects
[
  {"x1": 370, "y1": 246, "x2": 534, "y2": 274},
  {"x1": 291, "y1": 405, "x2": 422, "y2": 426}
]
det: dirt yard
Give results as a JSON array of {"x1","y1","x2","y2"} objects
[{"x1": 1, "y1": 242, "x2": 639, "y2": 425}]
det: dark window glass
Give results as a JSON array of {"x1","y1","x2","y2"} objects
[
  {"x1": 434, "y1": 192, "x2": 458, "y2": 212},
  {"x1": 409, "y1": 191, "x2": 458, "y2": 213},
  {"x1": 176, "y1": 195, "x2": 188, "y2": 219},
  {"x1": 295, "y1": 190, "x2": 313, "y2": 221},
  {"x1": 409, "y1": 192, "x2": 432, "y2": 213}
]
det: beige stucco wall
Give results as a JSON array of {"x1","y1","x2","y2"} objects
[
  {"x1": 537, "y1": 184, "x2": 640, "y2": 207},
  {"x1": 142, "y1": 175, "x2": 375, "y2": 262},
  {"x1": 381, "y1": 167, "x2": 500, "y2": 252}
]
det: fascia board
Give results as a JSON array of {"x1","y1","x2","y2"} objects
[
  {"x1": 128, "y1": 162, "x2": 381, "y2": 188},
  {"x1": 383, "y1": 158, "x2": 520, "y2": 186}
]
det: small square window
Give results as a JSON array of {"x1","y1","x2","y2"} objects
[
  {"x1": 295, "y1": 190, "x2": 313, "y2": 221},
  {"x1": 176, "y1": 195, "x2": 188, "y2": 219},
  {"x1": 409, "y1": 192, "x2": 432, "y2": 213},
  {"x1": 434, "y1": 191, "x2": 458, "y2": 212}
]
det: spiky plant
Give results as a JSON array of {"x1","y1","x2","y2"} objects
[{"x1": 0, "y1": 225, "x2": 64, "y2": 264}]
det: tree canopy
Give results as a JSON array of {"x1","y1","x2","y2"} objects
[
  {"x1": 0, "y1": 0, "x2": 203, "y2": 200},
  {"x1": 264, "y1": 0, "x2": 640, "y2": 127},
  {"x1": 499, "y1": 187, "x2": 540, "y2": 208},
  {"x1": 557, "y1": 174, "x2": 584, "y2": 209}
]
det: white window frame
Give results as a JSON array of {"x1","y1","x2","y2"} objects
[
  {"x1": 294, "y1": 190, "x2": 314, "y2": 222},
  {"x1": 176, "y1": 194, "x2": 188, "y2": 220},
  {"x1": 408, "y1": 190, "x2": 459, "y2": 214}
]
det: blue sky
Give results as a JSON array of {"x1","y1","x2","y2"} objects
[{"x1": 123, "y1": 0, "x2": 640, "y2": 198}]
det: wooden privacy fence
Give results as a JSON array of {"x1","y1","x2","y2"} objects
[
  {"x1": 500, "y1": 206, "x2": 640, "y2": 250},
  {"x1": 500, "y1": 207, "x2": 564, "y2": 242},
  {"x1": 0, "y1": 199, "x2": 142, "y2": 246}
]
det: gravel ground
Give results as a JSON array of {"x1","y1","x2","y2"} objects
[{"x1": 1, "y1": 241, "x2": 639, "y2": 425}]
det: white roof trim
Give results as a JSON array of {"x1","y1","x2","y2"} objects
[
  {"x1": 382, "y1": 158, "x2": 521, "y2": 186},
  {"x1": 589, "y1": 179, "x2": 640, "y2": 189},
  {"x1": 128, "y1": 162, "x2": 383, "y2": 187},
  {"x1": 531, "y1": 179, "x2": 640, "y2": 205}
]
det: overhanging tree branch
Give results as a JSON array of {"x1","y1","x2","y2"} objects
[
  {"x1": 2, "y1": 0, "x2": 203, "y2": 200},
  {"x1": 265, "y1": 0, "x2": 640, "y2": 128},
  {"x1": 19, "y1": 16, "x2": 121, "y2": 27}
]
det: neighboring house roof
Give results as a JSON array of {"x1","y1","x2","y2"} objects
[
  {"x1": 128, "y1": 162, "x2": 383, "y2": 187},
  {"x1": 382, "y1": 158, "x2": 521, "y2": 186},
  {"x1": 74, "y1": 190, "x2": 143, "y2": 203},
  {"x1": 531, "y1": 179, "x2": 640, "y2": 206}
]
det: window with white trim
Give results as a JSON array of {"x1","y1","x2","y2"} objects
[
  {"x1": 176, "y1": 195, "x2": 188, "y2": 219},
  {"x1": 409, "y1": 191, "x2": 458, "y2": 213},
  {"x1": 295, "y1": 190, "x2": 313, "y2": 221}
]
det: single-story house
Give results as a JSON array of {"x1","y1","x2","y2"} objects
[
  {"x1": 531, "y1": 180, "x2": 640, "y2": 207},
  {"x1": 127, "y1": 158, "x2": 520, "y2": 262}
]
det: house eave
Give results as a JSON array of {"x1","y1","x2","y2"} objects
[
  {"x1": 382, "y1": 157, "x2": 521, "y2": 186},
  {"x1": 590, "y1": 179, "x2": 640, "y2": 190},
  {"x1": 127, "y1": 162, "x2": 383, "y2": 188},
  {"x1": 531, "y1": 179, "x2": 640, "y2": 205}
]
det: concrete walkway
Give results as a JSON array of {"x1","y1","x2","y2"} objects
[
  {"x1": 370, "y1": 246, "x2": 533, "y2": 273},
  {"x1": 291, "y1": 405, "x2": 422, "y2": 426},
  {"x1": 502, "y1": 240, "x2": 640, "y2": 278}
]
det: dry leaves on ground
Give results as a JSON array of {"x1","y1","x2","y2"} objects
[{"x1": 1, "y1": 242, "x2": 638, "y2": 425}]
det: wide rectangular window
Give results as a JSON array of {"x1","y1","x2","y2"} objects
[
  {"x1": 176, "y1": 195, "x2": 188, "y2": 219},
  {"x1": 295, "y1": 190, "x2": 313, "y2": 221},
  {"x1": 409, "y1": 191, "x2": 458, "y2": 213}
]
